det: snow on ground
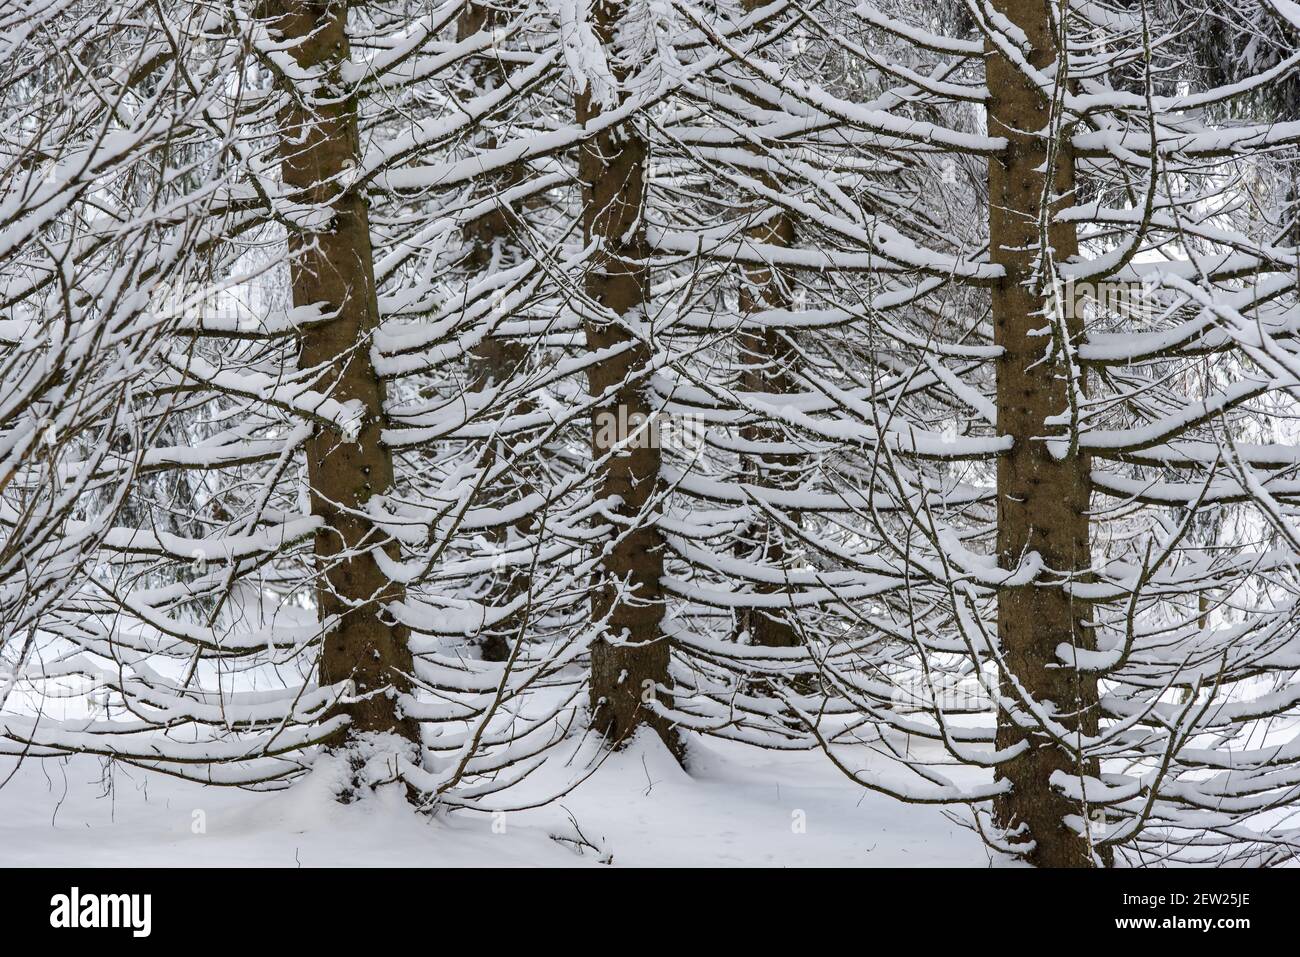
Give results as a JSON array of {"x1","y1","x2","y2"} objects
[{"x1": 0, "y1": 732, "x2": 991, "y2": 867}]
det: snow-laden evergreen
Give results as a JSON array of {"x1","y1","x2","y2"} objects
[{"x1": 3, "y1": 0, "x2": 1300, "y2": 867}]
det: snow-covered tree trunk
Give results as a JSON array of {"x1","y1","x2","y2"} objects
[
  {"x1": 985, "y1": 0, "x2": 1101, "y2": 867},
  {"x1": 270, "y1": 0, "x2": 420, "y2": 756},
  {"x1": 579, "y1": 0, "x2": 679, "y2": 754}
]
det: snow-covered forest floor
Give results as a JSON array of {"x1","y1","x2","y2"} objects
[{"x1": 0, "y1": 734, "x2": 987, "y2": 867}]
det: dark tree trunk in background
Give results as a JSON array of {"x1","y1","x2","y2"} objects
[
  {"x1": 986, "y1": 0, "x2": 1104, "y2": 867},
  {"x1": 459, "y1": 1, "x2": 531, "y2": 663},
  {"x1": 271, "y1": 0, "x2": 421, "y2": 758},
  {"x1": 734, "y1": 0, "x2": 802, "y2": 652},
  {"x1": 735, "y1": 188, "x2": 802, "y2": 650},
  {"x1": 580, "y1": 0, "x2": 680, "y2": 756}
]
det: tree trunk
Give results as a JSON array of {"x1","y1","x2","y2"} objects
[
  {"x1": 733, "y1": 0, "x2": 802, "y2": 651},
  {"x1": 986, "y1": 0, "x2": 1103, "y2": 866},
  {"x1": 459, "y1": 1, "x2": 531, "y2": 663},
  {"x1": 271, "y1": 0, "x2": 421, "y2": 758},
  {"x1": 736, "y1": 197, "x2": 802, "y2": 650},
  {"x1": 580, "y1": 0, "x2": 679, "y2": 756}
]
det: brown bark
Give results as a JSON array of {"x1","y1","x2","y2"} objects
[
  {"x1": 986, "y1": 0, "x2": 1103, "y2": 866},
  {"x1": 580, "y1": 0, "x2": 679, "y2": 756},
  {"x1": 271, "y1": 0, "x2": 420, "y2": 755},
  {"x1": 459, "y1": 1, "x2": 531, "y2": 663},
  {"x1": 733, "y1": 0, "x2": 802, "y2": 650},
  {"x1": 736, "y1": 213, "x2": 802, "y2": 650}
]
